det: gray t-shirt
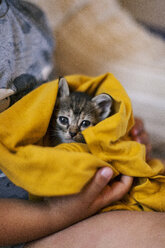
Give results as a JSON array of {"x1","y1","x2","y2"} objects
[
  {"x1": 0, "y1": 0, "x2": 54, "y2": 200},
  {"x1": 0, "y1": 0, "x2": 54, "y2": 111}
]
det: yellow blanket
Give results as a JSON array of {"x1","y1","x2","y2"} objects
[{"x1": 0, "y1": 73, "x2": 164, "y2": 211}]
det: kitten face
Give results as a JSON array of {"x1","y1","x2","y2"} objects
[{"x1": 49, "y1": 78, "x2": 112, "y2": 146}]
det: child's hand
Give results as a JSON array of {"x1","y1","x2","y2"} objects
[
  {"x1": 45, "y1": 168, "x2": 133, "y2": 231},
  {"x1": 0, "y1": 168, "x2": 132, "y2": 246}
]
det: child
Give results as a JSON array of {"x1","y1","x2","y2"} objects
[
  {"x1": 0, "y1": 1, "x2": 133, "y2": 247},
  {"x1": 0, "y1": 0, "x2": 54, "y2": 206}
]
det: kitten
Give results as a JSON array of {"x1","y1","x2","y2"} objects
[{"x1": 49, "y1": 78, "x2": 112, "y2": 146}]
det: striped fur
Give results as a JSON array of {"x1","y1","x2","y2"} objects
[{"x1": 49, "y1": 78, "x2": 112, "y2": 146}]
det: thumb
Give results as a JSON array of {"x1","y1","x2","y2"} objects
[{"x1": 82, "y1": 167, "x2": 113, "y2": 201}]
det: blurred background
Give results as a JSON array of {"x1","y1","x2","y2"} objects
[
  {"x1": 121, "y1": 0, "x2": 165, "y2": 32},
  {"x1": 29, "y1": 0, "x2": 165, "y2": 158}
]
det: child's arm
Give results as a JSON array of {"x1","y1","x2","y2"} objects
[{"x1": 0, "y1": 167, "x2": 133, "y2": 246}]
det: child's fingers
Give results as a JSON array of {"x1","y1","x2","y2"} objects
[
  {"x1": 120, "y1": 175, "x2": 134, "y2": 190},
  {"x1": 82, "y1": 167, "x2": 113, "y2": 202},
  {"x1": 95, "y1": 175, "x2": 133, "y2": 208}
]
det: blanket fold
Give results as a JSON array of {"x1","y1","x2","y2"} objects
[{"x1": 0, "y1": 73, "x2": 164, "y2": 211}]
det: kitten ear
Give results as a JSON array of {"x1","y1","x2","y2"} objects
[
  {"x1": 58, "y1": 77, "x2": 70, "y2": 97},
  {"x1": 92, "y1": 94, "x2": 112, "y2": 121}
]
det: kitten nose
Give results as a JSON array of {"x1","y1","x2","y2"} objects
[{"x1": 69, "y1": 131, "x2": 77, "y2": 138}]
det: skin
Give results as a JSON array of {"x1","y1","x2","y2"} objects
[
  {"x1": 0, "y1": 167, "x2": 133, "y2": 246},
  {"x1": 26, "y1": 211, "x2": 165, "y2": 248}
]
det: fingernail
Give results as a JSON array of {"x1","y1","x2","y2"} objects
[{"x1": 101, "y1": 167, "x2": 112, "y2": 178}]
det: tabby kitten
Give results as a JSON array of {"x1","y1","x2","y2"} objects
[{"x1": 49, "y1": 78, "x2": 112, "y2": 146}]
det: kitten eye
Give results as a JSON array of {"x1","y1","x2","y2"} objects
[
  {"x1": 58, "y1": 116, "x2": 69, "y2": 125},
  {"x1": 81, "y1": 120, "x2": 91, "y2": 128}
]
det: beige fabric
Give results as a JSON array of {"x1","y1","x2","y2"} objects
[
  {"x1": 0, "y1": 88, "x2": 14, "y2": 100},
  {"x1": 120, "y1": 0, "x2": 165, "y2": 30},
  {"x1": 27, "y1": 0, "x2": 165, "y2": 150}
]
